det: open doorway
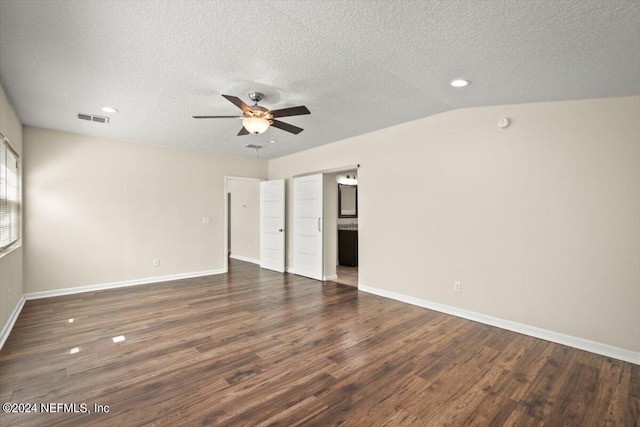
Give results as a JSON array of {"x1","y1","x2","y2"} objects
[
  {"x1": 224, "y1": 176, "x2": 262, "y2": 271},
  {"x1": 323, "y1": 170, "x2": 358, "y2": 287}
]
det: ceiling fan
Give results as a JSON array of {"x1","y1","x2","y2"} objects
[{"x1": 193, "y1": 92, "x2": 310, "y2": 136}]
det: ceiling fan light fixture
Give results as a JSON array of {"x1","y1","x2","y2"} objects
[
  {"x1": 242, "y1": 117, "x2": 270, "y2": 134},
  {"x1": 194, "y1": 93, "x2": 308, "y2": 136}
]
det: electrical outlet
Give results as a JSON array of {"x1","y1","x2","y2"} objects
[
  {"x1": 153, "y1": 259, "x2": 160, "y2": 267},
  {"x1": 202, "y1": 217, "x2": 210, "y2": 224},
  {"x1": 454, "y1": 281, "x2": 461, "y2": 292}
]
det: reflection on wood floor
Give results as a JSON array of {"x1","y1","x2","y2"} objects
[{"x1": 332, "y1": 265, "x2": 358, "y2": 287}]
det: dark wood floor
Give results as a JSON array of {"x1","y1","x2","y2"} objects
[{"x1": 1, "y1": 260, "x2": 638, "y2": 426}]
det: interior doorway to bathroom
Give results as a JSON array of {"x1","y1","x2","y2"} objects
[{"x1": 323, "y1": 169, "x2": 358, "y2": 287}]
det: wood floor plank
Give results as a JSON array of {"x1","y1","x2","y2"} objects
[
  {"x1": 519, "y1": 345, "x2": 579, "y2": 420},
  {"x1": 0, "y1": 259, "x2": 636, "y2": 426},
  {"x1": 545, "y1": 361, "x2": 600, "y2": 425},
  {"x1": 629, "y1": 363, "x2": 640, "y2": 426}
]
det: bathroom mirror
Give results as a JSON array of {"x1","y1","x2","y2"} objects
[{"x1": 338, "y1": 184, "x2": 357, "y2": 218}]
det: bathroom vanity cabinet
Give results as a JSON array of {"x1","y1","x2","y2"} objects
[{"x1": 338, "y1": 229, "x2": 358, "y2": 267}]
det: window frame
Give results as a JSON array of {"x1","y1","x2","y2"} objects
[{"x1": 0, "y1": 132, "x2": 20, "y2": 255}]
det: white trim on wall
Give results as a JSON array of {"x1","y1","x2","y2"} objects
[
  {"x1": 359, "y1": 284, "x2": 640, "y2": 365},
  {"x1": 229, "y1": 254, "x2": 260, "y2": 265},
  {"x1": 0, "y1": 294, "x2": 25, "y2": 350},
  {"x1": 25, "y1": 269, "x2": 226, "y2": 300}
]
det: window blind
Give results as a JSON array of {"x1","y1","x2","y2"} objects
[{"x1": 0, "y1": 133, "x2": 19, "y2": 251}]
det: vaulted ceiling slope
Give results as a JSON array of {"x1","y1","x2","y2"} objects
[{"x1": 0, "y1": 1, "x2": 638, "y2": 159}]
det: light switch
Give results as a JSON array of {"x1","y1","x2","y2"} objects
[{"x1": 202, "y1": 217, "x2": 210, "y2": 224}]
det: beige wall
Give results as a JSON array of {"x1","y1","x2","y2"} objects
[
  {"x1": 0, "y1": 82, "x2": 24, "y2": 334},
  {"x1": 269, "y1": 96, "x2": 640, "y2": 353},
  {"x1": 23, "y1": 127, "x2": 267, "y2": 293},
  {"x1": 228, "y1": 179, "x2": 260, "y2": 262}
]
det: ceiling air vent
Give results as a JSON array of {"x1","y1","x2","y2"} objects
[
  {"x1": 77, "y1": 113, "x2": 109, "y2": 124},
  {"x1": 244, "y1": 144, "x2": 263, "y2": 150}
]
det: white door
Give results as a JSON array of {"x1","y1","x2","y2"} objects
[
  {"x1": 293, "y1": 174, "x2": 323, "y2": 280},
  {"x1": 260, "y1": 179, "x2": 285, "y2": 272}
]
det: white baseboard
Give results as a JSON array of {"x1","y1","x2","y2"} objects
[
  {"x1": 358, "y1": 284, "x2": 640, "y2": 365},
  {"x1": 25, "y1": 268, "x2": 227, "y2": 300},
  {"x1": 229, "y1": 254, "x2": 260, "y2": 265},
  {"x1": 0, "y1": 295, "x2": 26, "y2": 350},
  {"x1": 286, "y1": 267, "x2": 295, "y2": 274}
]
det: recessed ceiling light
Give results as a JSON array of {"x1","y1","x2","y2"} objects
[
  {"x1": 269, "y1": 140, "x2": 276, "y2": 144},
  {"x1": 450, "y1": 79, "x2": 470, "y2": 88},
  {"x1": 101, "y1": 107, "x2": 118, "y2": 113}
]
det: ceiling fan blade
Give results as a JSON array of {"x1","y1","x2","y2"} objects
[
  {"x1": 271, "y1": 119, "x2": 303, "y2": 135},
  {"x1": 269, "y1": 105, "x2": 310, "y2": 118},
  {"x1": 237, "y1": 126, "x2": 250, "y2": 136},
  {"x1": 192, "y1": 115, "x2": 242, "y2": 119},
  {"x1": 222, "y1": 94, "x2": 253, "y2": 113}
]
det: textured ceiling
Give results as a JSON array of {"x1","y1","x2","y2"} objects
[{"x1": 0, "y1": 0, "x2": 638, "y2": 159}]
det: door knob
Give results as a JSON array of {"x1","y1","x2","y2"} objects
[{"x1": 279, "y1": 229, "x2": 283, "y2": 232}]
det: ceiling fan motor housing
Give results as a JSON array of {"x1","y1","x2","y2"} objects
[{"x1": 248, "y1": 91, "x2": 264, "y2": 104}]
